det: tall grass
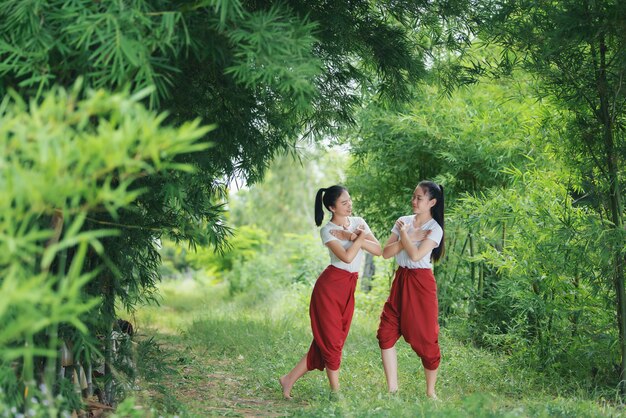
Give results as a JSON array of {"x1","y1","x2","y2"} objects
[{"x1": 134, "y1": 277, "x2": 624, "y2": 417}]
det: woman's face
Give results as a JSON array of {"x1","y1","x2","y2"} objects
[
  {"x1": 330, "y1": 191, "x2": 353, "y2": 217},
  {"x1": 411, "y1": 186, "x2": 435, "y2": 215}
]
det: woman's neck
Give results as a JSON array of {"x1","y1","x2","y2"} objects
[
  {"x1": 331, "y1": 215, "x2": 349, "y2": 227},
  {"x1": 413, "y1": 213, "x2": 433, "y2": 226}
]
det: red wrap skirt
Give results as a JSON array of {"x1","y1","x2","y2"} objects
[
  {"x1": 377, "y1": 267, "x2": 440, "y2": 370},
  {"x1": 306, "y1": 265, "x2": 359, "y2": 371}
]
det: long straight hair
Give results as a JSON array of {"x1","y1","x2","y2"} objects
[
  {"x1": 418, "y1": 181, "x2": 445, "y2": 262},
  {"x1": 314, "y1": 185, "x2": 347, "y2": 226}
]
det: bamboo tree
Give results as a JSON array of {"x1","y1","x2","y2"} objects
[
  {"x1": 0, "y1": 83, "x2": 212, "y2": 413},
  {"x1": 474, "y1": 0, "x2": 626, "y2": 391}
]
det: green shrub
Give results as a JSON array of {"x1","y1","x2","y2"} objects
[
  {"x1": 452, "y1": 168, "x2": 618, "y2": 387},
  {"x1": 226, "y1": 233, "x2": 327, "y2": 297},
  {"x1": 0, "y1": 81, "x2": 210, "y2": 413}
]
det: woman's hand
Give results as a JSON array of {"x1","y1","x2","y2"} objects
[
  {"x1": 326, "y1": 224, "x2": 368, "y2": 263},
  {"x1": 408, "y1": 229, "x2": 431, "y2": 242},
  {"x1": 397, "y1": 220, "x2": 430, "y2": 242},
  {"x1": 330, "y1": 229, "x2": 357, "y2": 241},
  {"x1": 396, "y1": 219, "x2": 410, "y2": 233},
  {"x1": 330, "y1": 224, "x2": 366, "y2": 241}
]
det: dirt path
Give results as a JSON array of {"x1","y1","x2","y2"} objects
[{"x1": 145, "y1": 337, "x2": 305, "y2": 417}]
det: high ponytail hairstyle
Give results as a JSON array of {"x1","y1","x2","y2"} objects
[
  {"x1": 418, "y1": 180, "x2": 445, "y2": 262},
  {"x1": 315, "y1": 185, "x2": 348, "y2": 226}
]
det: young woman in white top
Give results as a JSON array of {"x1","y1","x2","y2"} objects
[
  {"x1": 377, "y1": 181, "x2": 445, "y2": 399},
  {"x1": 280, "y1": 185, "x2": 382, "y2": 399}
]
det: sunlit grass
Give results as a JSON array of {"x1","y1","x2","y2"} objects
[
  {"x1": 133, "y1": 278, "x2": 229, "y2": 334},
  {"x1": 135, "y1": 277, "x2": 626, "y2": 417}
]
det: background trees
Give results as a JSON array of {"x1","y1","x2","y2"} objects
[{"x1": 471, "y1": 0, "x2": 626, "y2": 390}]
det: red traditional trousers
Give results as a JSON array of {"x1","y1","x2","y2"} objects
[
  {"x1": 377, "y1": 267, "x2": 441, "y2": 370},
  {"x1": 307, "y1": 265, "x2": 359, "y2": 371}
]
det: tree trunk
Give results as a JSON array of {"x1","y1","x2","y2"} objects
[
  {"x1": 44, "y1": 210, "x2": 65, "y2": 407},
  {"x1": 604, "y1": 132, "x2": 625, "y2": 393},
  {"x1": 597, "y1": 35, "x2": 626, "y2": 393},
  {"x1": 479, "y1": 262, "x2": 484, "y2": 299},
  {"x1": 469, "y1": 229, "x2": 476, "y2": 287},
  {"x1": 102, "y1": 275, "x2": 116, "y2": 405},
  {"x1": 361, "y1": 252, "x2": 375, "y2": 292}
]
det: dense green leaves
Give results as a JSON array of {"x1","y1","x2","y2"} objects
[
  {"x1": 0, "y1": 82, "x2": 211, "y2": 408},
  {"x1": 454, "y1": 166, "x2": 618, "y2": 381},
  {"x1": 0, "y1": 0, "x2": 187, "y2": 105},
  {"x1": 225, "y1": 6, "x2": 321, "y2": 102},
  {"x1": 0, "y1": 0, "x2": 475, "y2": 192},
  {"x1": 346, "y1": 77, "x2": 540, "y2": 235},
  {"x1": 468, "y1": 0, "x2": 626, "y2": 390}
]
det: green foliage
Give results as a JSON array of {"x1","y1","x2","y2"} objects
[
  {"x1": 133, "y1": 337, "x2": 183, "y2": 415},
  {"x1": 0, "y1": 0, "x2": 439, "y2": 184},
  {"x1": 55, "y1": 377, "x2": 84, "y2": 414},
  {"x1": 229, "y1": 150, "x2": 346, "y2": 240},
  {"x1": 226, "y1": 233, "x2": 327, "y2": 297},
  {"x1": 224, "y1": 5, "x2": 321, "y2": 106},
  {"x1": 0, "y1": 365, "x2": 20, "y2": 410},
  {"x1": 454, "y1": 165, "x2": 618, "y2": 384},
  {"x1": 158, "y1": 224, "x2": 269, "y2": 286},
  {"x1": 354, "y1": 259, "x2": 398, "y2": 317},
  {"x1": 471, "y1": 0, "x2": 626, "y2": 219},
  {"x1": 108, "y1": 397, "x2": 147, "y2": 418},
  {"x1": 0, "y1": 380, "x2": 82, "y2": 418},
  {"x1": 345, "y1": 75, "x2": 542, "y2": 235},
  {"x1": 469, "y1": 0, "x2": 626, "y2": 388},
  {"x1": 186, "y1": 224, "x2": 269, "y2": 274},
  {"x1": 0, "y1": 82, "x2": 210, "y2": 412},
  {"x1": 0, "y1": 0, "x2": 189, "y2": 107}
]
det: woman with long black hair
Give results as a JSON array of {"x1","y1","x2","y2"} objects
[{"x1": 377, "y1": 181, "x2": 445, "y2": 399}]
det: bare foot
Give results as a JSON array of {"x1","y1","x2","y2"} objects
[
  {"x1": 427, "y1": 392, "x2": 439, "y2": 401},
  {"x1": 279, "y1": 375, "x2": 293, "y2": 399}
]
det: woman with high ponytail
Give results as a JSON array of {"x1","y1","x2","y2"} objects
[
  {"x1": 376, "y1": 181, "x2": 445, "y2": 399},
  {"x1": 280, "y1": 185, "x2": 382, "y2": 399},
  {"x1": 314, "y1": 187, "x2": 328, "y2": 226}
]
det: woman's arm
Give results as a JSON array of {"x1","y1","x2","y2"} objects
[
  {"x1": 398, "y1": 226, "x2": 438, "y2": 262},
  {"x1": 330, "y1": 228, "x2": 357, "y2": 241},
  {"x1": 361, "y1": 232, "x2": 382, "y2": 256},
  {"x1": 330, "y1": 227, "x2": 382, "y2": 256},
  {"x1": 325, "y1": 232, "x2": 367, "y2": 263},
  {"x1": 356, "y1": 218, "x2": 382, "y2": 256},
  {"x1": 382, "y1": 233, "x2": 403, "y2": 259}
]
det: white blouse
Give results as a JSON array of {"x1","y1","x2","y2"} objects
[
  {"x1": 319, "y1": 216, "x2": 372, "y2": 273},
  {"x1": 391, "y1": 216, "x2": 443, "y2": 269}
]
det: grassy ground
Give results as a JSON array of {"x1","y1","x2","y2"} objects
[{"x1": 131, "y1": 278, "x2": 625, "y2": 417}]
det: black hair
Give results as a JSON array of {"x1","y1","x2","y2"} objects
[
  {"x1": 418, "y1": 180, "x2": 445, "y2": 262},
  {"x1": 315, "y1": 185, "x2": 348, "y2": 226}
]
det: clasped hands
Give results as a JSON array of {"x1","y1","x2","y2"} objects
[
  {"x1": 396, "y1": 219, "x2": 431, "y2": 242},
  {"x1": 330, "y1": 224, "x2": 366, "y2": 241}
]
